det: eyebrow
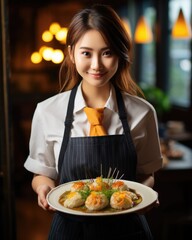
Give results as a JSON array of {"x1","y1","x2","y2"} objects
[{"x1": 79, "y1": 47, "x2": 110, "y2": 51}]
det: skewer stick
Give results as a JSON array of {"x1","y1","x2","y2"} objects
[
  {"x1": 111, "y1": 168, "x2": 117, "y2": 179},
  {"x1": 100, "y1": 164, "x2": 103, "y2": 177},
  {"x1": 119, "y1": 173, "x2": 124, "y2": 180},
  {"x1": 107, "y1": 167, "x2": 112, "y2": 178},
  {"x1": 115, "y1": 170, "x2": 119, "y2": 179}
]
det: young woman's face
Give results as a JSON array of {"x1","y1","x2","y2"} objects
[{"x1": 69, "y1": 29, "x2": 119, "y2": 88}]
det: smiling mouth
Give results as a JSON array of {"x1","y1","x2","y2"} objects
[{"x1": 88, "y1": 72, "x2": 106, "y2": 78}]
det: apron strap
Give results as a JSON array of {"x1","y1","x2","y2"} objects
[
  {"x1": 58, "y1": 84, "x2": 79, "y2": 172},
  {"x1": 114, "y1": 85, "x2": 137, "y2": 180}
]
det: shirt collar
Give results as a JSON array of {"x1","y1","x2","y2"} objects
[
  {"x1": 74, "y1": 82, "x2": 87, "y2": 113},
  {"x1": 104, "y1": 85, "x2": 118, "y2": 113},
  {"x1": 74, "y1": 82, "x2": 118, "y2": 113}
]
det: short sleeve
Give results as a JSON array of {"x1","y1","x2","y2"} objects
[
  {"x1": 24, "y1": 104, "x2": 58, "y2": 180},
  {"x1": 134, "y1": 109, "x2": 163, "y2": 174}
]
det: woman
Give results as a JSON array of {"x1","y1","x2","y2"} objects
[{"x1": 24, "y1": 4, "x2": 162, "y2": 240}]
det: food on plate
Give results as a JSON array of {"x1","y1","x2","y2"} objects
[
  {"x1": 88, "y1": 177, "x2": 110, "y2": 191},
  {"x1": 58, "y1": 177, "x2": 142, "y2": 213},
  {"x1": 85, "y1": 191, "x2": 109, "y2": 210},
  {"x1": 64, "y1": 191, "x2": 85, "y2": 208},
  {"x1": 111, "y1": 180, "x2": 129, "y2": 191},
  {"x1": 126, "y1": 191, "x2": 139, "y2": 201},
  {"x1": 71, "y1": 181, "x2": 89, "y2": 192},
  {"x1": 110, "y1": 191, "x2": 133, "y2": 210}
]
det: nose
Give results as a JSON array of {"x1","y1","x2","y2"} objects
[{"x1": 91, "y1": 55, "x2": 102, "y2": 71}]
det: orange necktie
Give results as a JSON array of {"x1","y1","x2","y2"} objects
[{"x1": 84, "y1": 107, "x2": 107, "y2": 136}]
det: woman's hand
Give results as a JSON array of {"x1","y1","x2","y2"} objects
[
  {"x1": 32, "y1": 174, "x2": 56, "y2": 211},
  {"x1": 155, "y1": 191, "x2": 160, "y2": 207},
  {"x1": 36, "y1": 184, "x2": 55, "y2": 211},
  {"x1": 137, "y1": 173, "x2": 160, "y2": 213}
]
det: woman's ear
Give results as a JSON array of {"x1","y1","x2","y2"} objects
[{"x1": 68, "y1": 45, "x2": 75, "y2": 63}]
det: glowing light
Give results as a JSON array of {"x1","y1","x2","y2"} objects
[
  {"x1": 42, "y1": 47, "x2": 53, "y2": 61},
  {"x1": 171, "y1": 8, "x2": 191, "y2": 39},
  {"x1": 42, "y1": 31, "x2": 53, "y2": 42},
  {"x1": 31, "y1": 52, "x2": 42, "y2": 64},
  {"x1": 134, "y1": 16, "x2": 153, "y2": 43},
  {"x1": 31, "y1": 22, "x2": 68, "y2": 64},
  {"x1": 55, "y1": 28, "x2": 68, "y2": 43},
  {"x1": 49, "y1": 22, "x2": 61, "y2": 35},
  {"x1": 52, "y1": 49, "x2": 64, "y2": 64},
  {"x1": 39, "y1": 46, "x2": 47, "y2": 55}
]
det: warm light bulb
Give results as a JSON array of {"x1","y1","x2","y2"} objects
[
  {"x1": 42, "y1": 47, "x2": 53, "y2": 61},
  {"x1": 39, "y1": 46, "x2": 47, "y2": 55},
  {"x1": 55, "y1": 28, "x2": 68, "y2": 43},
  {"x1": 134, "y1": 16, "x2": 153, "y2": 43},
  {"x1": 42, "y1": 30, "x2": 53, "y2": 42},
  {"x1": 49, "y1": 22, "x2": 61, "y2": 35},
  {"x1": 31, "y1": 52, "x2": 42, "y2": 64},
  {"x1": 171, "y1": 8, "x2": 191, "y2": 39},
  {"x1": 52, "y1": 49, "x2": 64, "y2": 64}
]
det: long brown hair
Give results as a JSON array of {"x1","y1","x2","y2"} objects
[{"x1": 59, "y1": 4, "x2": 143, "y2": 97}]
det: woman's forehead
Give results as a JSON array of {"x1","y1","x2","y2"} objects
[{"x1": 75, "y1": 29, "x2": 110, "y2": 49}]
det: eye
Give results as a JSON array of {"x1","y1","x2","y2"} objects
[
  {"x1": 81, "y1": 51, "x2": 91, "y2": 57},
  {"x1": 103, "y1": 50, "x2": 113, "y2": 57}
]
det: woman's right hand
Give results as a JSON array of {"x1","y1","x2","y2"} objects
[
  {"x1": 36, "y1": 184, "x2": 55, "y2": 211},
  {"x1": 32, "y1": 174, "x2": 56, "y2": 211}
]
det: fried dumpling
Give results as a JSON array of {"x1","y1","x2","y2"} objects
[
  {"x1": 110, "y1": 191, "x2": 133, "y2": 210},
  {"x1": 70, "y1": 181, "x2": 88, "y2": 192},
  {"x1": 88, "y1": 177, "x2": 110, "y2": 191},
  {"x1": 85, "y1": 191, "x2": 109, "y2": 211},
  {"x1": 111, "y1": 180, "x2": 129, "y2": 191},
  {"x1": 126, "y1": 191, "x2": 139, "y2": 200},
  {"x1": 64, "y1": 191, "x2": 85, "y2": 208}
]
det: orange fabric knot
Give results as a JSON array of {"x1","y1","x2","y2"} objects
[{"x1": 84, "y1": 107, "x2": 107, "y2": 136}]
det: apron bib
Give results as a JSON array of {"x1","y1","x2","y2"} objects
[{"x1": 48, "y1": 84, "x2": 153, "y2": 240}]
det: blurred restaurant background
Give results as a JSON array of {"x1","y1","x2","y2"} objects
[{"x1": 0, "y1": 0, "x2": 192, "y2": 239}]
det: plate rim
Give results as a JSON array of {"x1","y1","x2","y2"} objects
[{"x1": 46, "y1": 179, "x2": 157, "y2": 216}]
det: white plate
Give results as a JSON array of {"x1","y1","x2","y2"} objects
[{"x1": 46, "y1": 180, "x2": 157, "y2": 216}]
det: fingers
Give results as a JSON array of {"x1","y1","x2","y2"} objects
[
  {"x1": 154, "y1": 191, "x2": 160, "y2": 207},
  {"x1": 38, "y1": 195, "x2": 49, "y2": 210},
  {"x1": 137, "y1": 191, "x2": 159, "y2": 215},
  {"x1": 36, "y1": 184, "x2": 55, "y2": 211}
]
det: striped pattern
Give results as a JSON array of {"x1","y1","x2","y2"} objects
[
  {"x1": 60, "y1": 134, "x2": 134, "y2": 183},
  {"x1": 48, "y1": 212, "x2": 152, "y2": 240}
]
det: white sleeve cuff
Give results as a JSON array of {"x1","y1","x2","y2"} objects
[{"x1": 24, "y1": 156, "x2": 58, "y2": 180}]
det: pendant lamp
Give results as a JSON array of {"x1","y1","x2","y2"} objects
[
  {"x1": 171, "y1": 8, "x2": 191, "y2": 39},
  {"x1": 134, "y1": 16, "x2": 153, "y2": 43}
]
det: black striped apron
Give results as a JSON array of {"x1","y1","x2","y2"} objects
[{"x1": 48, "y1": 84, "x2": 153, "y2": 240}]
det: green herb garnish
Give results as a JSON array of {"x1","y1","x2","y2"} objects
[{"x1": 78, "y1": 189, "x2": 91, "y2": 200}]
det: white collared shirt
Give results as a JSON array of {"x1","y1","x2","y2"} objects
[{"x1": 24, "y1": 83, "x2": 163, "y2": 179}]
